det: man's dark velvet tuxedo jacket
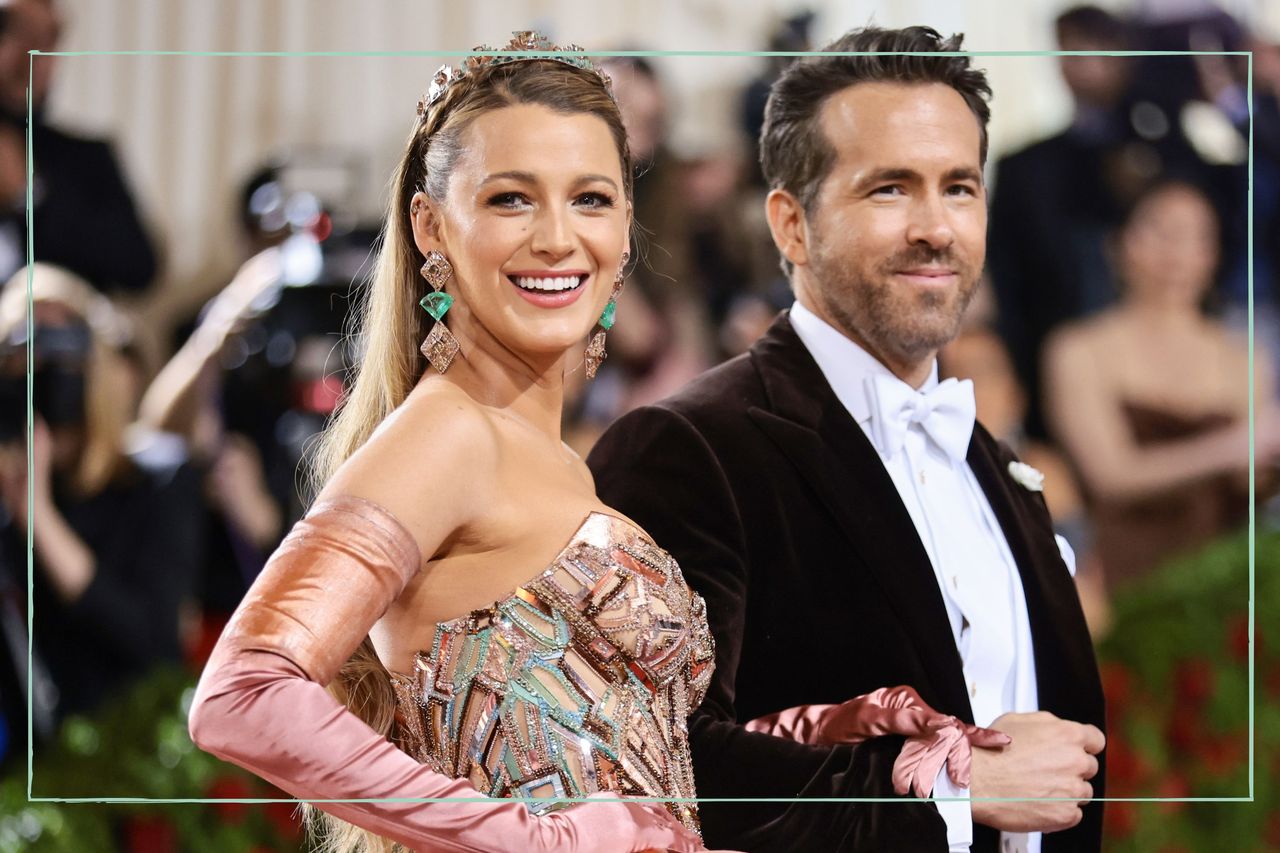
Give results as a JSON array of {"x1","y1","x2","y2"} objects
[{"x1": 588, "y1": 312, "x2": 1106, "y2": 853}]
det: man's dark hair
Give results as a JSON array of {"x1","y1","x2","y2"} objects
[
  {"x1": 601, "y1": 54, "x2": 658, "y2": 82},
  {"x1": 1054, "y1": 5, "x2": 1128, "y2": 48},
  {"x1": 759, "y1": 26, "x2": 992, "y2": 219}
]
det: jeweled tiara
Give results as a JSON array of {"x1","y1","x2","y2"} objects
[{"x1": 416, "y1": 30, "x2": 613, "y2": 117}]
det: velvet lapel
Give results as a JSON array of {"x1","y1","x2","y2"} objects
[
  {"x1": 965, "y1": 430, "x2": 1099, "y2": 717},
  {"x1": 744, "y1": 313, "x2": 973, "y2": 721}
]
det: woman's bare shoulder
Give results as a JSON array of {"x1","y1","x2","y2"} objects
[
  {"x1": 1053, "y1": 310, "x2": 1127, "y2": 349},
  {"x1": 1049, "y1": 315, "x2": 1100, "y2": 361},
  {"x1": 317, "y1": 382, "x2": 501, "y2": 554},
  {"x1": 1044, "y1": 312, "x2": 1118, "y2": 372},
  {"x1": 1207, "y1": 321, "x2": 1252, "y2": 361}
]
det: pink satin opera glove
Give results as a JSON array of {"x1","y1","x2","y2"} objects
[
  {"x1": 743, "y1": 685, "x2": 1011, "y2": 798},
  {"x1": 188, "y1": 494, "x2": 707, "y2": 853}
]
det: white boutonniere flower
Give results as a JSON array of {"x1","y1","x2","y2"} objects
[{"x1": 1007, "y1": 461, "x2": 1045, "y2": 492}]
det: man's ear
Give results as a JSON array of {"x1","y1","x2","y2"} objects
[
  {"x1": 409, "y1": 191, "x2": 445, "y2": 257},
  {"x1": 765, "y1": 188, "x2": 811, "y2": 270}
]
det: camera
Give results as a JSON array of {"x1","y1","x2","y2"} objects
[{"x1": 0, "y1": 322, "x2": 91, "y2": 442}]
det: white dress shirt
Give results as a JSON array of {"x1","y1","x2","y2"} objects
[{"x1": 790, "y1": 301, "x2": 1075, "y2": 853}]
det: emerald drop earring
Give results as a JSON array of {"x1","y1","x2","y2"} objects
[
  {"x1": 585, "y1": 251, "x2": 628, "y2": 379},
  {"x1": 418, "y1": 250, "x2": 460, "y2": 373}
]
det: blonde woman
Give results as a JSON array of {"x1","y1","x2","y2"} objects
[{"x1": 187, "y1": 35, "x2": 726, "y2": 853}]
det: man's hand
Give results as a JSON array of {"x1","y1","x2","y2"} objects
[
  {"x1": 207, "y1": 433, "x2": 282, "y2": 549},
  {"x1": 969, "y1": 710, "x2": 1104, "y2": 834},
  {"x1": 0, "y1": 417, "x2": 54, "y2": 530},
  {"x1": 0, "y1": 126, "x2": 27, "y2": 205},
  {"x1": 0, "y1": 437, "x2": 26, "y2": 526},
  {"x1": 192, "y1": 247, "x2": 284, "y2": 354}
]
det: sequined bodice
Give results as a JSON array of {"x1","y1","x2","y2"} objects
[{"x1": 390, "y1": 513, "x2": 715, "y2": 833}]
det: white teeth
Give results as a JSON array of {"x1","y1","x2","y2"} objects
[{"x1": 512, "y1": 275, "x2": 582, "y2": 292}]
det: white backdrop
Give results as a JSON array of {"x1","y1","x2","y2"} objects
[{"x1": 41, "y1": 0, "x2": 1278, "y2": 336}]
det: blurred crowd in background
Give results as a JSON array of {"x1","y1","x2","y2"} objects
[{"x1": 0, "y1": 0, "x2": 1277, "y2": 813}]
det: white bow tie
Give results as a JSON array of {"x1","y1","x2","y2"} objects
[{"x1": 865, "y1": 374, "x2": 977, "y2": 463}]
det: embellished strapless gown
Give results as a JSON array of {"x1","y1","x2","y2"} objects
[{"x1": 389, "y1": 512, "x2": 716, "y2": 835}]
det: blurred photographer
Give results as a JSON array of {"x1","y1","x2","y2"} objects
[{"x1": 0, "y1": 264, "x2": 200, "y2": 730}]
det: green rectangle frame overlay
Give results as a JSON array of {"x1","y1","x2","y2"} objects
[{"x1": 23, "y1": 46, "x2": 1257, "y2": 809}]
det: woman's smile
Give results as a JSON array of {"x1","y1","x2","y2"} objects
[{"x1": 506, "y1": 269, "x2": 590, "y2": 308}]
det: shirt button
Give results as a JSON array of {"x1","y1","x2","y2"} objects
[
  {"x1": 918, "y1": 470, "x2": 927, "y2": 485},
  {"x1": 970, "y1": 682, "x2": 978, "y2": 698}
]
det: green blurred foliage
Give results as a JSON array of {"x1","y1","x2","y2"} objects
[
  {"x1": 1, "y1": 668, "x2": 306, "y2": 852},
  {"x1": 1097, "y1": 529, "x2": 1280, "y2": 851}
]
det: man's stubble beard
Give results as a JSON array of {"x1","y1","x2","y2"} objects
[{"x1": 809, "y1": 235, "x2": 981, "y2": 367}]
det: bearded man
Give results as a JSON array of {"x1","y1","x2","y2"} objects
[{"x1": 589, "y1": 25, "x2": 1106, "y2": 853}]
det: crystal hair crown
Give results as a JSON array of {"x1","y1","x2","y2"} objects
[{"x1": 416, "y1": 31, "x2": 612, "y2": 117}]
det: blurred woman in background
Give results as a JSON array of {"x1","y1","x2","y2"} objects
[{"x1": 1044, "y1": 180, "x2": 1280, "y2": 589}]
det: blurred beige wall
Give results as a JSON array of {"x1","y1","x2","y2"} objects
[{"x1": 39, "y1": 0, "x2": 1273, "y2": 347}]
